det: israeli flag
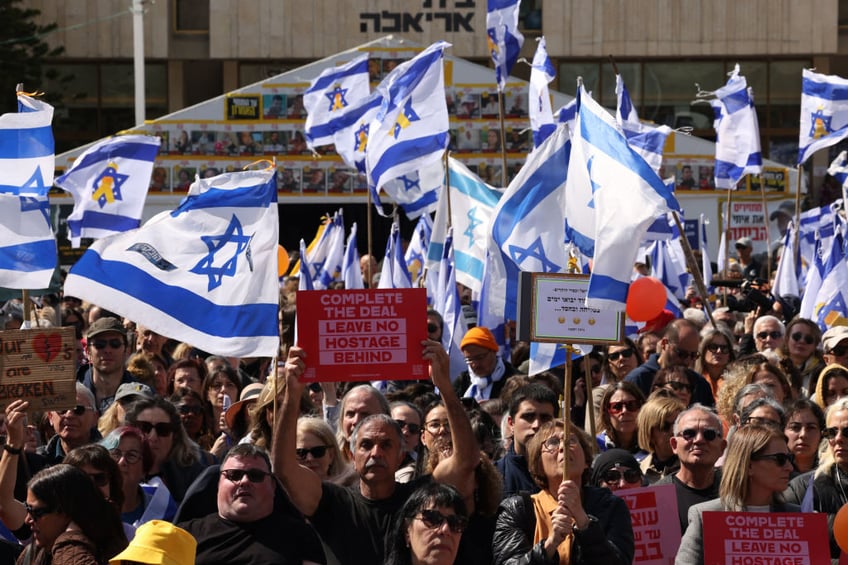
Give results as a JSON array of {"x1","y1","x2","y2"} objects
[
  {"x1": 571, "y1": 85, "x2": 680, "y2": 309},
  {"x1": 377, "y1": 219, "x2": 412, "y2": 289},
  {"x1": 314, "y1": 211, "x2": 345, "y2": 289},
  {"x1": 405, "y1": 214, "x2": 432, "y2": 287},
  {"x1": 616, "y1": 74, "x2": 672, "y2": 174},
  {"x1": 366, "y1": 42, "x2": 450, "y2": 210},
  {"x1": 829, "y1": 151, "x2": 848, "y2": 205},
  {"x1": 331, "y1": 90, "x2": 383, "y2": 173},
  {"x1": 709, "y1": 65, "x2": 762, "y2": 189},
  {"x1": 529, "y1": 37, "x2": 556, "y2": 148},
  {"x1": 0, "y1": 93, "x2": 56, "y2": 289},
  {"x1": 813, "y1": 231, "x2": 848, "y2": 330},
  {"x1": 64, "y1": 168, "x2": 280, "y2": 357},
  {"x1": 379, "y1": 162, "x2": 443, "y2": 219},
  {"x1": 298, "y1": 238, "x2": 315, "y2": 292},
  {"x1": 799, "y1": 69, "x2": 848, "y2": 165},
  {"x1": 342, "y1": 222, "x2": 364, "y2": 290},
  {"x1": 433, "y1": 228, "x2": 466, "y2": 378},
  {"x1": 55, "y1": 135, "x2": 160, "y2": 247},
  {"x1": 799, "y1": 236, "x2": 825, "y2": 320},
  {"x1": 304, "y1": 53, "x2": 371, "y2": 149},
  {"x1": 699, "y1": 214, "x2": 714, "y2": 292},
  {"x1": 772, "y1": 221, "x2": 800, "y2": 299},
  {"x1": 555, "y1": 98, "x2": 578, "y2": 133},
  {"x1": 486, "y1": 0, "x2": 524, "y2": 92}
]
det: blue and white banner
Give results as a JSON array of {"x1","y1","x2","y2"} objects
[
  {"x1": 799, "y1": 69, "x2": 848, "y2": 165},
  {"x1": 64, "y1": 168, "x2": 280, "y2": 357},
  {"x1": 616, "y1": 74, "x2": 671, "y2": 174},
  {"x1": 529, "y1": 37, "x2": 556, "y2": 148},
  {"x1": 486, "y1": 0, "x2": 524, "y2": 92},
  {"x1": 304, "y1": 53, "x2": 371, "y2": 149},
  {"x1": 709, "y1": 65, "x2": 762, "y2": 189},
  {"x1": 366, "y1": 42, "x2": 450, "y2": 208},
  {"x1": 342, "y1": 222, "x2": 364, "y2": 290},
  {"x1": 55, "y1": 135, "x2": 160, "y2": 247}
]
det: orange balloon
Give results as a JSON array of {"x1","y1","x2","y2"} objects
[
  {"x1": 625, "y1": 277, "x2": 666, "y2": 322},
  {"x1": 277, "y1": 245, "x2": 290, "y2": 278},
  {"x1": 834, "y1": 503, "x2": 848, "y2": 554}
]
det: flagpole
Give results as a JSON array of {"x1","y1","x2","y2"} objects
[
  {"x1": 671, "y1": 211, "x2": 716, "y2": 327},
  {"x1": 757, "y1": 175, "x2": 772, "y2": 278},
  {"x1": 366, "y1": 184, "x2": 374, "y2": 287},
  {"x1": 562, "y1": 347, "x2": 572, "y2": 481},
  {"x1": 792, "y1": 165, "x2": 803, "y2": 271},
  {"x1": 723, "y1": 188, "x2": 733, "y2": 306},
  {"x1": 444, "y1": 150, "x2": 452, "y2": 229},
  {"x1": 498, "y1": 92, "x2": 508, "y2": 187}
]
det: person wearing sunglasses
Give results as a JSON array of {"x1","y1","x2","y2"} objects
[
  {"x1": 37, "y1": 383, "x2": 101, "y2": 466},
  {"x1": 297, "y1": 416, "x2": 347, "y2": 483},
  {"x1": 169, "y1": 388, "x2": 214, "y2": 450},
  {"x1": 99, "y1": 381, "x2": 156, "y2": 439},
  {"x1": 695, "y1": 328, "x2": 737, "y2": 399},
  {"x1": 654, "y1": 405, "x2": 727, "y2": 534},
  {"x1": 637, "y1": 395, "x2": 684, "y2": 484},
  {"x1": 386, "y1": 482, "x2": 468, "y2": 565},
  {"x1": 814, "y1": 364, "x2": 848, "y2": 409},
  {"x1": 823, "y1": 326, "x2": 848, "y2": 368},
  {"x1": 597, "y1": 382, "x2": 647, "y2": 458},
  {"x1": 591, "y1": 448, "x2": 644, "y2": 492},
  {"x1": 651, "y1": 366, "x2": 695, "y2": 407},
  {"x1": 493, "y1": 421, "x2": 634, "y2": 565},
  {"x1": 676, "y1": 424, "x2": 798, "y2": 565},
  {"x1": 125, "y1": 397, "x2": 213, "y2": 503},
  {"x1": 78, "y1": 316, "x2": 135, "y2": 416},
  {"x1": 391, "y1": 401, "x2": 424, "y2": 483},
  {"x1": 779, "y1": 318, "x2": 824, "y2": 397},
  {"x1": 740, "y1": 314, "x2": 785, "y2": 356},
  {"x1": 178, "y1": 443, "x2": 326, "y2": 564},
  {"x1": 453, "y1": 326, "x2": 519, "y2": 403}
]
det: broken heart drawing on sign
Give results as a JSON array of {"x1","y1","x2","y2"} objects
[{"x1": 32, "y1": 333, "x2": 62, "y2": 363}]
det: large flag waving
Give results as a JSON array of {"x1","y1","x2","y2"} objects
[
  {"x1": 0, "y1": 93, "x2": 56, "y2": 289},
  {"x1": 55, "y1": 135, "x2": 160, "y2": 247},
  {"x1": 615, "y1": 74, "x2": 671, "y2": 174},
  {"x1": 486, "y1": 0, "x2": 524, "y2": 92},
  {"x1": 64, "y1": 168, "x2": 280, "y2": 357},
  {"x1": 709, "y1": 65, "x2": 763, "y2": 189},
  {"x1": 799, "y1": 69, "x2": 848, "y2": 165},
  {"x1": 529, "y1": 37, "x2": 556, "y2": 148},
  {"x1": 304, "y1": 53, "x2": 371, "y2": 150}
]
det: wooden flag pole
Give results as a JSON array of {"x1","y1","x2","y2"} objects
[
  {"x1": 671, "y1": 211, "x2": 716, "y2": 328},
  {"x1": 562, "y1": 345, "x2": 573, "y2": 481},
  {"x1": 498, "y1": 91, "x2": 508, "y2": 187},
  {"x1": 757, "y1": 176, "x2": 772, "y2": 278}
]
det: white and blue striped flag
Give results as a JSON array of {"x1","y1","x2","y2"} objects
[
  {"x1": 64, "y1": 168, "x2": 280, "y2": 357},
  {"x1": 332, "y1": 90, "x2": 383, "y2": 173},
  {"x1": 529, "y1": 37, "x2": 556, "y2": 148},
  {"x1": 298, "y1": 238, "x2": 315, "y2": 292},
  {"x1": 405, "y1": 213, "x2": 432, "y2": 287},
  {"x1": 304, "y1": 53, "x2": 371, "y2": 150},
  {"x1": 616, "y1": 74, "x2": 672, "y2": 174},
  {"x1": 799, "y1": 69, "x2": 848, "y2": 165},
  {"x1": 571, "y1": 85, "x2": 680, "y2": 309},
  {"x1": 813, "y1": 230, "x2": 848, "y2": 330},
  {"x1": 709, "y1": 65, "x2": 762, "y2": 189},
  {"x1": 55, "y1": 135, "x2": 160, "y2": 247},
  {"x1": 379, "y1": 163, "x2": 443, "y2": 219},
  {"x1": 366, "y1": 42, "x2": 450, "y2": 217},
  {"x1": 486, "y1": 0, "x2": 524, "y2": 92},
  {"x1": 555, "y1": 98, "x2": 578, "y2": 133},
  {"x1": 699, "y1": 213, "x2": 714, "y2": 292},
  {"x1": 342, "y1": 222, "x2": 364, "y2": 290},
  {"x1": 0, "y1": 93, "x2": 56, "y2": 289},
  {"x1": 772, "y1": 221, "x2": 800, "y2": 299},
  {"x1": 828, "y1": 151, "x2": 848, "y2": 205},
  {"x1": 377, "y1": 219, "x2": 412, "y2": 289},
  {"x1": 314, "y1": 210, "x2": 345, "y2": 289},
  {"x1": 799, "y1": 235, "x2": 825, "y2": 320},
  {"x1": 433, "y1": 228, "x2": 466, "y2": 379}
]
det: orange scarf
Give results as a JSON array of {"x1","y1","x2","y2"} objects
[{"x1": 531, "y1": 489, "x2": 573, "y2": 564}]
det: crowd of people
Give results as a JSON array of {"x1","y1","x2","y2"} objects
[{"x1": 0, "y1": 262, "x2": 847, "y2": 564}]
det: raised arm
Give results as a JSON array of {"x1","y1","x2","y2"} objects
[
  {"x1": 428, "y1": 340, "x2": 478, "y2": 497},
  {"x1": 0, "y1": 400, "x2": 28, "y2": 531},
  {"x1": 271, "y1": 346, "x2": 324, "y2": 517}
]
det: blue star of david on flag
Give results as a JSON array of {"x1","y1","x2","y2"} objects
[
  {"x1": 392, "y1": 99, "x2": 420, "y2": 139},
  {"x1": 20, "y1": 195, "x2": 50, "y2": 224},
  {"x1": 12, "y1": 166, "x2": 49, "y2": 195},
  {"x1": 586, "y1": 156, "x2": 600, "y2": 208},
  {"x1": 325, "y1": 85, "x2": 349, "y2": 112},
  {"x1": 508, "y1": 236, "x2": 560, "y2": 272},
  {"x1": 464, "y1": 206, "x2": 483, "y2": 248},
  {"x1": 191, "y1": 214, "x2": 253, "y2": 291},
  {"x1": 354, "y1": 123, "x2": 369, "y2": 153},
  {"x1": 810, "y1": 108, "x2": 834, "y2": 139},
  {"x1": 91, "y1": 164, "x2": 129, "y2": 208}
]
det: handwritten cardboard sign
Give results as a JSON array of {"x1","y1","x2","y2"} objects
[
  {"x1": 703, "y1": 511, "x2": 830, "y2": 565},
  {"x1": 296, "y1": 288, "x2": 429, "y2": 382},
  {"x1": 618, "y1": 484, "x2": 681, "y2": 564},
  {"x1": 0, "y1": 327, "x2": 77, "y2": 412}
]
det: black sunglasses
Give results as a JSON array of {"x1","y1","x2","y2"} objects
[
  {"x1": 220, "y1": 468, "x2": 272, "y2": 483},
  {"x1": 706, "y1": 342, "x2": 730, "y2": 353},
  {"x1": 823, "y1": 426, "x2": 848, "y2": 440},
  {"x1": 394, "y1": 420, "x2": 422, "y2": 435},
  {"x1": 23, "y1": 502, "x2": 54, "y2": 520},
  {"x1": 417, "y1": 508, "x2": 468, "y2": 534},
  {"x1": 752, "y1": 452, "x2": 795, "y2": 467},
  {"x1": 756, "y1": 330, "x2": 783, "y2": 340},
  {"x1": 607, "y1": 349, "x2": 634, "y2": 362},
  {"x1": 790, "y1": 332, "x2": 815, "y2": 345},
  {"x1": 62, "y1": 405, "x2": 92, "y2": 416},
  {"x1": 91, "y1": 338, "x2": 124, "y2": 350},
  {"x1": 602, "y1": 468, "x2": 642, "y2": 484},
  {"x1": 677, "y1": 428, "x2": 720, "y2": 441},
  {"x1": 295, "y1": 446, "x2": 330, "y2": 460},
  {"x1": 177, "y1": 404, "x2": 203, "y2": 416},
  {"x1": 662, "y1": 381, "x2": 692, "y2": 393},
  {"x1": 136, "y1": 421, "x2": 174, "y2": 437}
]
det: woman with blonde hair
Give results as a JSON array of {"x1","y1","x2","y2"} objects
[
  {"x1": 695, "y1": 328, "x2": 736, "y2": 399},
  {"x1": 637, "y1": 395, "x2": 685, "y2": 484},
  {"x1": 296, "y1": 416, "x2": 351, "y2": 484},
  {"x1": 675, "y1": 424, "x2": 797, "y2": 564}
]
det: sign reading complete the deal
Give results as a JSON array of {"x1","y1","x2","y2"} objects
[
  {"x1": 296, "y1": 288, "x2": 428, "y2": 382},
  {"x1": 0, "y1": 327, "x2": 77, "y2": 413},
  {"x1": 703, "y1": 511, "x2": 829, "y2": 565}
]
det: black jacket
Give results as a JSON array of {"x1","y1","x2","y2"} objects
[
  {"x1": 492, "y1": 486, "x2": 634, "y2": 565},
  {"x1": 783, "y1": 467, "x2": 845, "y2": 559}
]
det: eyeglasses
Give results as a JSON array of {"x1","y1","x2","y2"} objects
[
  {"x1": 91, "y1": 338, "x2": 124, "y2": 350},
  {"x1": 608, "y1": 400, "x2": 640, "y2": 415},
  {"x1": 23, "y1": 502, "x2": 54, "y2": 521},
  {"x1": 463, "y1": 352, "x2": 491, "y2": 365},
  {"x1": 677, "y1": 428, "x2": 720, "y2": 441},
  {"x1": 786, "y1": 422, "x2": 820, "y2": 434},
  {"x1": 295, "y1": 446, "x2": 330, "y2": 460},
  {"x1": 706, "y1": 343, "x2": 730, "y2": 353},
  {"x1": 823, "y1": 426, "x2": 848, "y2": 440},
  {"x1": 752, "y1": 452, "x2": 795, "y2": 467},
  {"x1": 790, "y1": 332, "x2": 815, "y2": 345},
  {"x1": 86, "y1": 472, "x2": 110, "y2": 488},
  {"x1": 743, "y1": 416, "x2": 781, "y2": 429},
  {"x1": 756, "y1": 331, "x2": 783, "y2": 341},
  {"x1": 135, "y1": 421, "x2": 174, "y2": 437},
  {"x1": 220, "y1": 468, "x2": 272, "y2": 483},
  {"x1": 662, "y1": 381, "x2": 692, "y2": 393},
  {"x1": 425, "y1": 420, "x2": 451, "y2": 433},
  {"x1": 177, "y1": 404, "x2": 203, "y2": 416},
  {"x1": 110, "y1": 448, "x2": 141, "y2": 464},
  {"x1": 394, "y1": 420, "x2": 422, "y2": 435},
  {"x1": 831, "y1": 346, "x2": 848, "y2": 357},
  {"x1": 607, "y1": 349, "x2": 634, "y2": 362},
  {"x1": 417, "y1": 508, "x2": 468, "y2": 534},
  {"x1": 673, "y1": 347, "x2": 699, "y2": 361},
  {"x1": 61, "y1": 405, "x2": 94, "y2": 416},
  {"x1": 542, "y1": 435, "x2": 579, "y2": 452},
  {"x1": 602, "y1": 467, "x2": 642, "y2": 484}
]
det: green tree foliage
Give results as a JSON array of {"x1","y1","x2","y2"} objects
[{"x1": 0, "y1": 0, "x2": 64, "y2": 114}]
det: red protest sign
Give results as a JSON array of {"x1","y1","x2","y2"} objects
[
  {"x1": 296, "y1": 288, "x2": 429, "y2": 382},
  {"x1": 703, "y1": 511, "x2": 830, "y2": 565},
  {"x1": 618, "y1": 484, "x2": 681, "y2": 564}
]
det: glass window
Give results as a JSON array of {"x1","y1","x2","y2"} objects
[
  {"x1": 239, "y1": 63, "x2": 299, "y2": 87},
  {"x1": 600, "y1": 62, "x2": 640, "y2": 109},
  {"x1": 643, "y1": 61, "x2": 724, "y2": 129},
  {"x1": 175, "y1": 0, "x2": 210, "y2": 32},
  {"x1": 558, "y1": 62, "x2": 600, "y2": 98},
  {"x1": 769, "y1": 60, "x2": 806, "y2": 129}
]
